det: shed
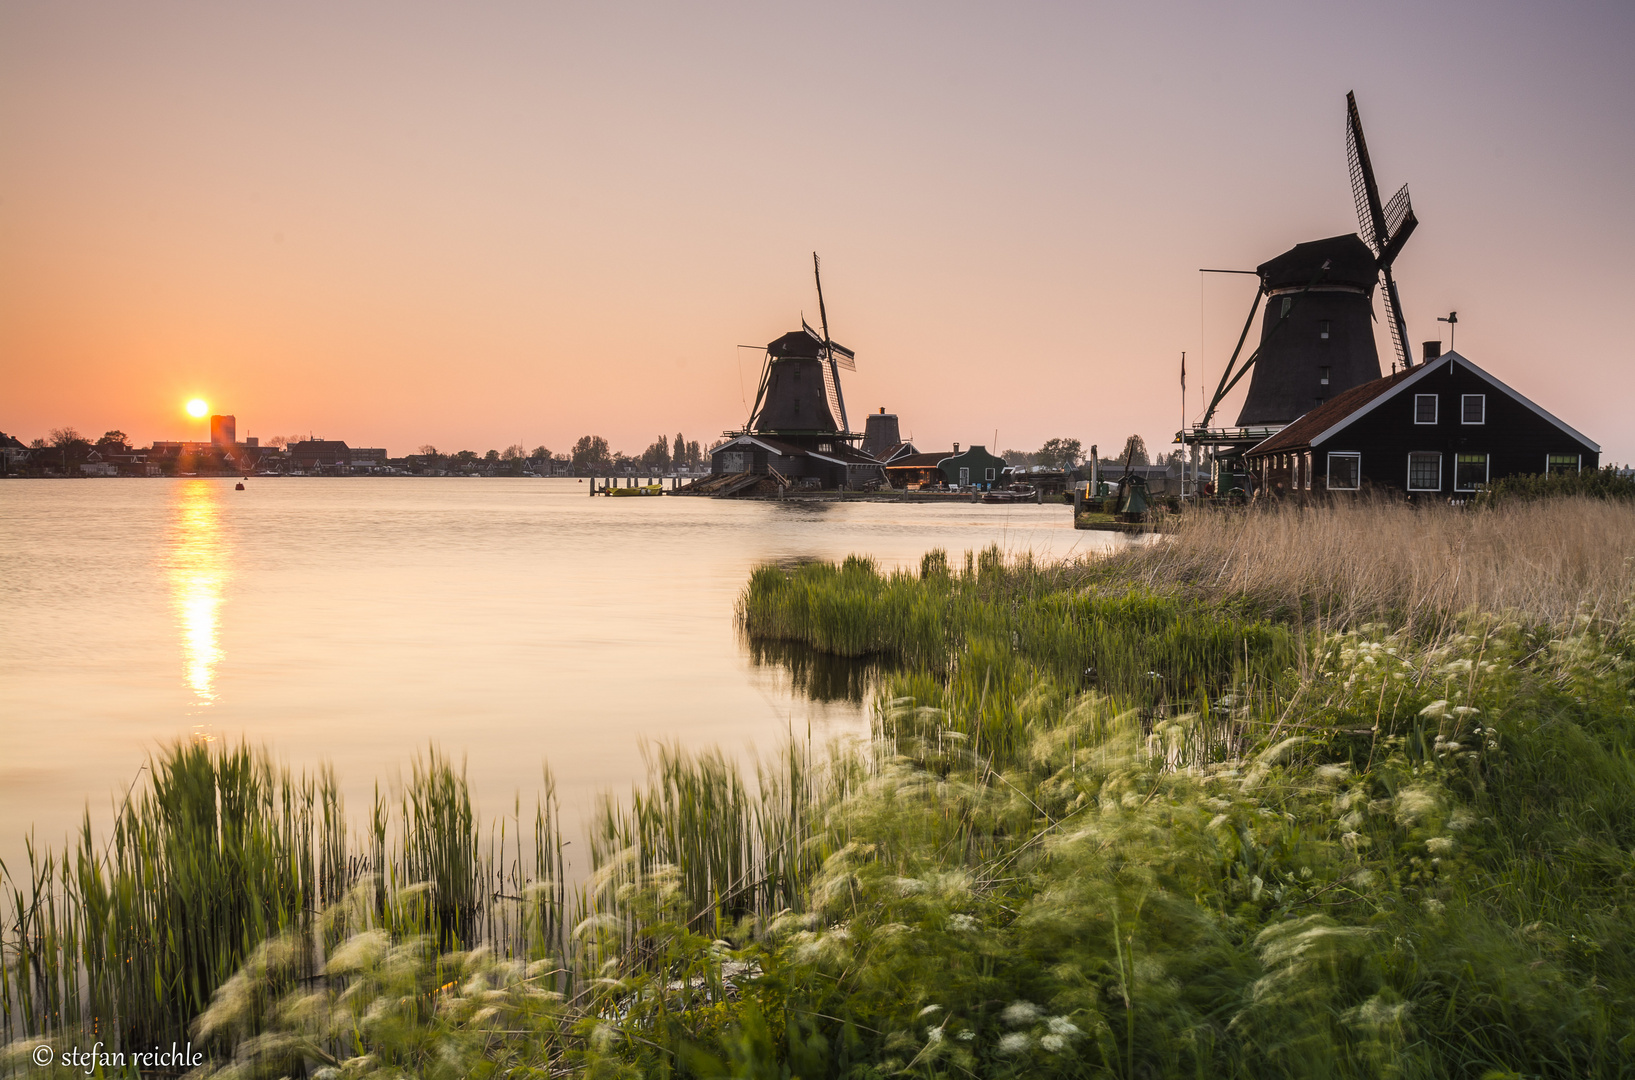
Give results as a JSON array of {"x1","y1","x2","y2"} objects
[{"x1": 938, "y1": 445, "x2": 1007, "y2": 490}]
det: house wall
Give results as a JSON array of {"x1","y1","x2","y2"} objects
[{"x1": 1308, "y1": 360, "x2": 1598, "y2": 495}]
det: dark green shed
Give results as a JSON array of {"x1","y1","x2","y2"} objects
[{"x1": 938, "y1": 445, "x2": 1007, "y2": 490}]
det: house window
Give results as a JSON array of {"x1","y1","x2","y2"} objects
[
  {"x1": 1407, "y1": 452, "x2": 1442, "y2": 492},
  {"x1": 958, "y1": 467, "x2": 970, "y2": 487},
  {"x1": 1319, "y1": 320, "x2": 1331, "y2": 340},
  {"x1": 1304, "y1": 452, "x2": 1312, "y2": 490},
  {"x1": 1461, "y1": 394, "x2": 1486, "y2": 424},
  {"x1": 1414, "y1": 395, "x2": 1438, "y2": 424},
  {"x1": 1327, "y1": 453, "x2": 1360, "y2": 490},
  {"x1": 1546, "y1": 453, "x2": 1581, "y2": 476},
  {"x1": 1280, "y1": 296, "x2": 1293, "y2": 318},
  {"x1": 1319, "y1": 365, "x2": 1330, "y2": 386},
  {"x1": 1454, "y1": 453, "x2": 1489, "y2": 491}
]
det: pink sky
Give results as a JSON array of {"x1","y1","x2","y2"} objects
[{"x1": 3, "y1": 1, "x2": 1632, "y2": 460}]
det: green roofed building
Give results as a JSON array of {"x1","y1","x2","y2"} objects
[{"x1": 938, "y1": 444, "x2": 1007, "y2": 490}]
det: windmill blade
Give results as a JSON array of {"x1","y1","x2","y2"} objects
[
  {"x1": 1345, "y1": 91, "x2": 1389, "y2": 255},
  {"x1": 829, "y1": 341, "x2": 856, "y2": 371},
  {"x1": 813, "y1": 253, "x2": 832, "y2": 348},
  {"x1": 1379, "y1": 265, "x2": 1412, "y2": 370},
  {"x1": 1378, "y1": 182, "x2": 1418, "y2": 266}
]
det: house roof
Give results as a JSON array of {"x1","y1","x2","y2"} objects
[
  {"x1": 1248, "y1": 351, "x2": 1600, "y2": 456},
  {"x1": 1247, "y1": 367, "x2": 1417, "y2": 455},
  {"x1": 884, "y1": 452, "x2": 954, "y2": 470},
  {"x1": 713, "y1": 434, "x2": 808, "y2": 457}
]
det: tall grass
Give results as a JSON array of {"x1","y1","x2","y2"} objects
[{"x1": 1103, "y1": 496, "x2": 1635, "y2": 634}]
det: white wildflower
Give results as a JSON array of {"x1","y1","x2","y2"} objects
[
  {"x1": 1041, "y1": 1034, "x2": 1066, "y2": 1052},
  {"x1": 1047, "y1": 1016, "x2": 1081, "y2": 1036},
  {"x1": 1002, "y1": 1001, "x2": 1041, "y2": 1025},
  {"x1": 1426, "y1": 836, "x2": 1455, "y2": 856},
  {"x1": 918, "y1": 1004, "x2": 943, "y2": 1017},
  {"x1": 998, "y1": 1032, "x2": 1032, "y2": 1055}
]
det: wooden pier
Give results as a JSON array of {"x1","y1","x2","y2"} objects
[{"x1": 589, "y1": 475, "x2": 687, "y2": 496}]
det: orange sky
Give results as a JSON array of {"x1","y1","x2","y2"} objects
[{"x1": 3, "y1": 1, "x2": 1632, "y2": 461}]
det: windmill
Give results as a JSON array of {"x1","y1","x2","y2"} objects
[
  {"x1": 1192, "y1": 91, "x2": 1420, "y2": 430},
  {"x1": 742, "y1": 253, "x2": 860, "y2": 446}
]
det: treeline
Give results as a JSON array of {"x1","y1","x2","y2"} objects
[
  {"x1": 389, "y1": 433, "x2": 707, "y2": 476},
  {"x1": 999, "y1": 434, "x2": 1188, "y2": 470}
]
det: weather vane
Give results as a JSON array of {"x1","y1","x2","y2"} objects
[{"x1": 1437, "y1": 311, "x2": 1458, "y2": 350}]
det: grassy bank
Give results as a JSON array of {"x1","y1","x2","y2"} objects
[{"x1": 6, "y1": 499, "x2": 1634, "y2": 1078}]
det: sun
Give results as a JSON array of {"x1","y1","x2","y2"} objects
[{"x1": 186, "y1": 399, "x2": 209, "y2": 418}]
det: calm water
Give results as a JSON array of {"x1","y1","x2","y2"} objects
[{"x1": 0, "y1": 478, "x2": 1121, "y2": 876}]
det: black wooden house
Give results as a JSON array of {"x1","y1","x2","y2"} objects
[{"x1": 1243, "y1": 350, "x2": 1599, "y2": 497}]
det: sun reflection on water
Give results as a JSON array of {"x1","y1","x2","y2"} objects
[{"x1": 168, "y1": 481, "x2": 229, "y2": 732}]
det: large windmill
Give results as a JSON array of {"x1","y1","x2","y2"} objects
[
  {"x1": 742, "y1": 253, "x2": 859, "y2": 446},
  {"x1": 1198, "y1": 91, "x2": 1420, "y2": 429}
]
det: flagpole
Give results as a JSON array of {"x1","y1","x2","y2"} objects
[{"x1": 1180, "y1": 351, "x2": 1187, "y2": 496}]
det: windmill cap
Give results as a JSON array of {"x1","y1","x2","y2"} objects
[
  {"x1": 1258, "y1": 234, "x2": 1378, "y2": 292},
  {"x1": 766, "y1": 328, "x2": 827, "y2": 358}
]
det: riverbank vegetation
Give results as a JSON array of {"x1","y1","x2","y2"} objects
[{"x1": 5, "y1": 498, "x2": 1633, "y2": 1077}]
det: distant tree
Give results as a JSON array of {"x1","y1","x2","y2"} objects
[
  {"x1": 46, "y1": 428, "x2": 92, "y2": 471},
  {"x1": 530, "y1": 445, "x2": 550, "y2": 462},
  {"x1": 1001, "y1": 449, "x2": 1034, "y2": 468},
  {"x1": 640, "y1": 436, "x2": 671, "y2": 471},
  {"x1": 674, "y1": 433, "x2": 685, "y2": 466},
  {"x1": 1120, "y1": 434, "x2": 1149, "y2": 466},
  {"x1": 686, "y1": 440, "x2": 701, "y2": 467},
  {"x1": 97, "y1": 430, "x2": 130, "y2": 451},
  {"x1": 571, "y1": 435, "x2": 612, "y2": 472},
  {"x1": 453, "y1": 450, "x2": 479, "y2": 471},
  {"x1": 484, "y1": 449, "x2": 501, "y2": 463},
  {"x1": 268, "y1": 435, "x2": 291, "y2": 449},
  {"x1": 417, "y1": 444, "x2": 438, "y2": 457},
  {"x1": 30, "y1": 438, "x2": 47, "y2": 449},
  {"x1": 1036, "y1": 438, "x2": 1083, "y2": 469},
  {"x1": 501, "y1": 444, "x2": 524, "y2": 461}
]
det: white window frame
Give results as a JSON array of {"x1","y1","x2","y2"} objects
[
  {"x1": 1414, "y1": 394, "x2": 1438, "y2": 424},
  {"x1": 1326, "y1": 452, "x2": 1361, "y2": 491},
  {"x1": 1407, "y1": 452, "x2": 1442, "y2": 492},
  {"x1": 1546, "y1": 453, "x2": 1581, "y2": 476},
  {"x1": 984, "y1": 467, "x2": 995, "y2": 481},
  {"x1": 1304, "y1": 452, "x2": 1312, "y2": 490},
  {"x1": 1461, "y1": 394, "x2": 1486, "y2": 425},
  {"x1": 1453, "y1": 452, "x2": 1489, "y2": 492}
]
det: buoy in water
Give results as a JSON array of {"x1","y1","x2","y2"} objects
[{"x1": 235, "y1": 482, "x2": 245, "y2": 490}]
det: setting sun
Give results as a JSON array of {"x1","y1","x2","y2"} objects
[{"x1": 185, "y1": 399, "x2": 208, "y2": 418}]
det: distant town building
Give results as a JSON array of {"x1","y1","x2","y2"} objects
[
  {"x1": 288, "y1": 439, "x2": 388, "y2": 472},
  {"x1": 210, "y1": 415, "x2": 236, "y2": 449}
]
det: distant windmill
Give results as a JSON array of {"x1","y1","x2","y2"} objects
[
  {"x1": 1200, "y1": 91, "x2": 1421, "y2": 429},
  {"x1": 743, "y1": 253, "x2": 859, "y2": 445}
]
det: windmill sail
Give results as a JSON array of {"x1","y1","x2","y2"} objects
[{"x1": 1345, "y1": 91, "x2": 1415, "y2": 370}]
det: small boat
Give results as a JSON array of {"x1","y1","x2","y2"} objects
[
  {"x1": 982, "y1": 484, "x2": 1037, "y2": 504},
  {"x1": 609, "y1": 483, "x2": 664, "y2": 497}
]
